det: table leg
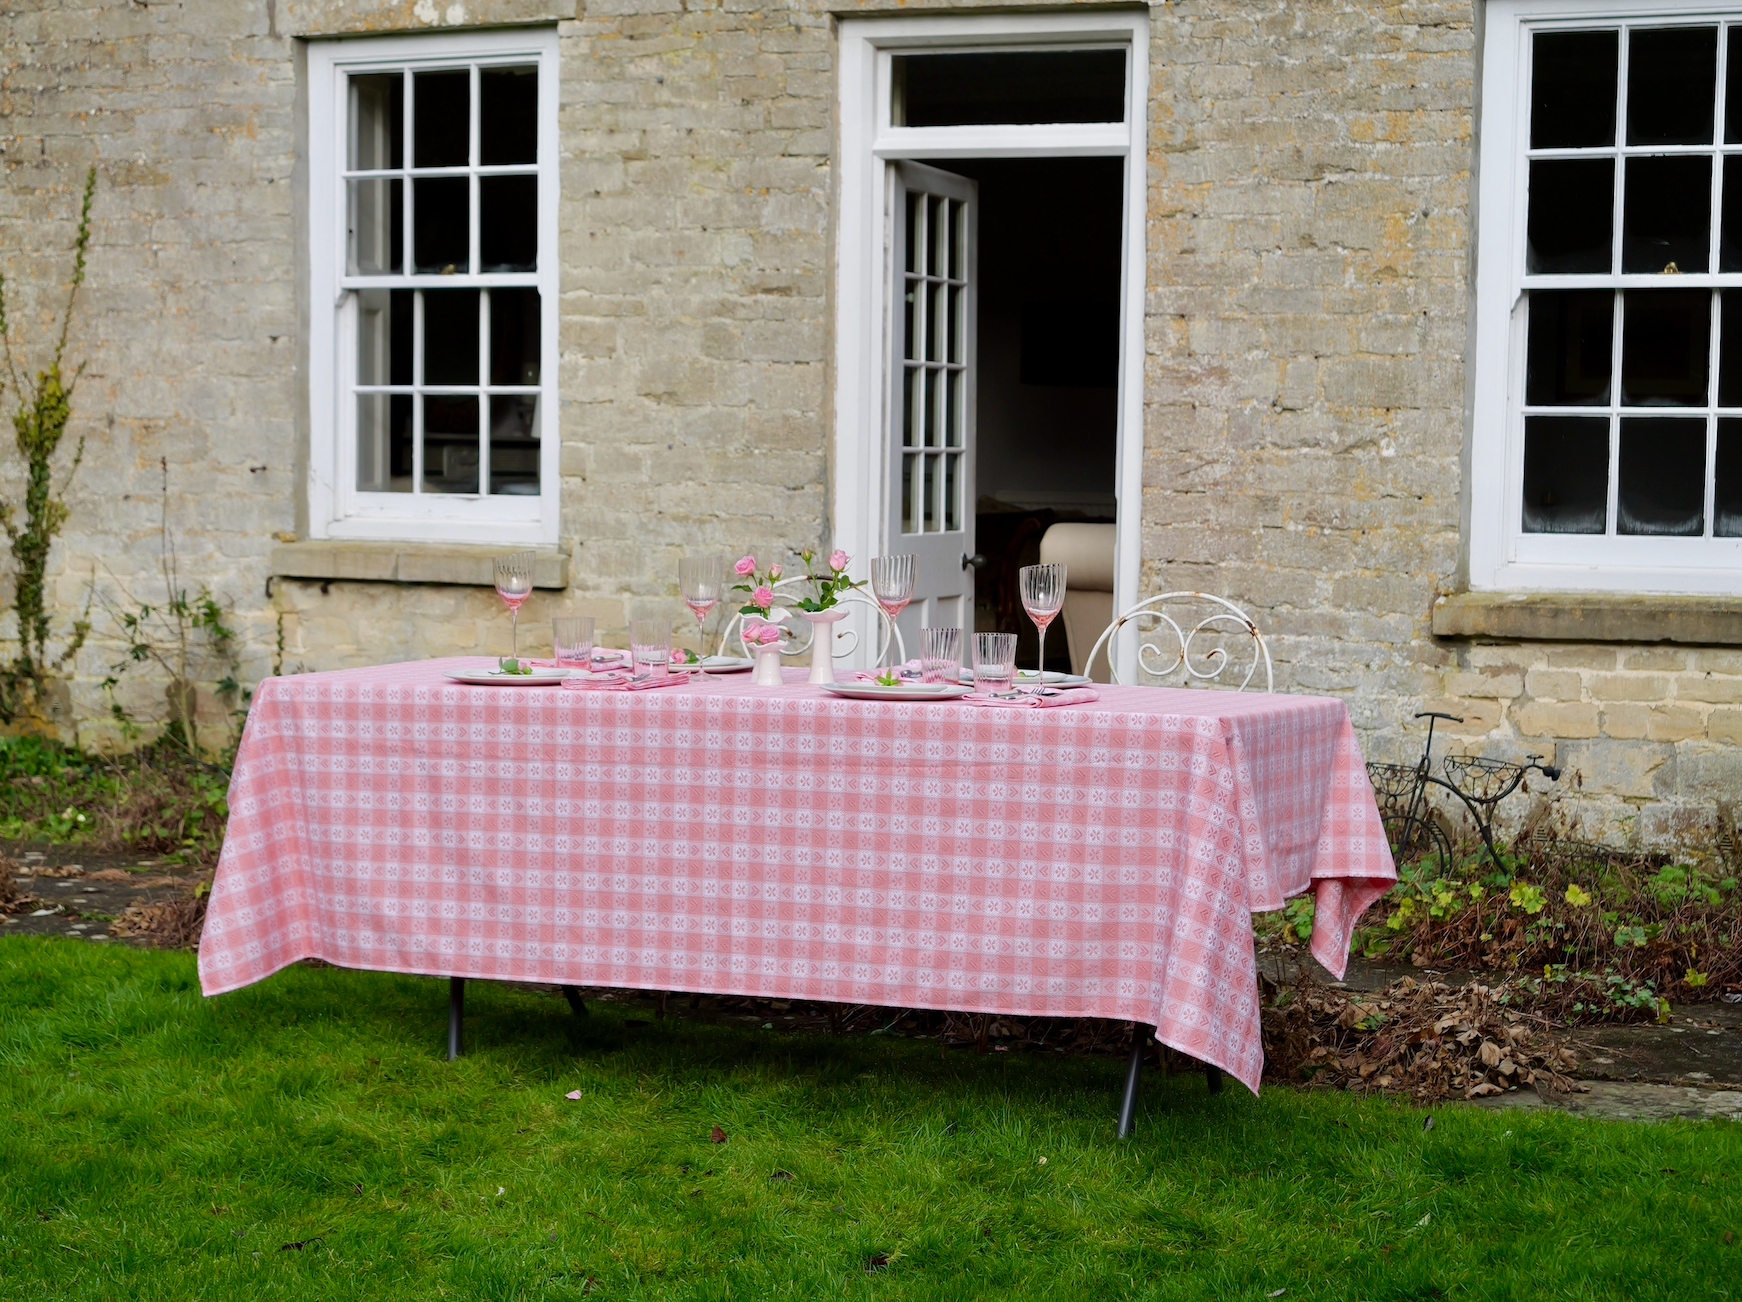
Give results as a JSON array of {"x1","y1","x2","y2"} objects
[
  {"x1": 448, "y1": 977, "x2": 465, "y2": 1061},
  {"x1": 1117, "y1": 1024, "x2": 1152, "y2": 1139},
  {"x1": 561, "y1": 985, "x2": 588, "y2": 1017},
  {"x1": 1204, "y1": 1064, "x2": 1224, "y2": 1094}
]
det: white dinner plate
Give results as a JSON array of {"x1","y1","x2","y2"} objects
[
  {"x1": 821, "y1": 682, "x2": 974, "y2": 702},
  {"x1": 699, "y1": 655, "x2": 754, "y2": 673},
  {"x1": 956, "y1": 668, "x2": 1091, "y2": 687},
  {"x1": 445, "y1": 668, "x2": 573, "y2": 686}
]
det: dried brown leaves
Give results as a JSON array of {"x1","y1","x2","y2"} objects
[
  {"x1": 0, "y1": 856, "x2": 38, "y2": 914},
  {"x1": 108, "y1": 893, "x2": 207, "y2": 948},
  {"x1": 1262, "y1": 974, "x2": 1587, "y2": 1103}
]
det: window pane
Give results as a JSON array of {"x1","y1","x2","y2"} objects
[
  {"x1": 480, "y1": 175, "x2": 537, "y2": 273},
  {"x1": 1722, "y1": 156, "x2": 1742, "y2": 272},
  {"x1": 1522, "y1": 416, "x2": 1610, "y2": 533},
  {"x1": 1718, "y1": 292, "x2": 1742, "y2": 406},
  {"x1": 1728, "y1": 29, "x2": 1742, "y2": 143},
  {"x1": 357, "y1": 393, "x2": 412, "y2": 493},
  {"x1": 489, "y1": 288, "x2": 541, "y2": 386},
  {"x1": 1716, "y1": 418, "x2": 1742, "y2": 535},
  {"x1": 489, "y1": 395, "x2": 540, "y2": 495},
  {"x1": 423, "y1": 396, "x2": 480, "y2": 493},
  {"x1": 423, "y1": 290, "x2": 480, "y2": 385},
  {"x1": 356, "y1": 289, "x2": 411, "y2": 386},
  {"x1": 1531, "y1": 30, "x2": 1618, "y2": 148},
  {"x1": 350, "y1": 73, "x2": 403, "y2": 170},
  {"x1": 891, "y1": 51, "x2": 1126, "y2": 127},
  {"x1": 1526, "y1": 159, "x2": 1613, "y2": 274},
  {"x1": 347, "y1": 177, "x2": 402, "y2": 275},
  {"x1": 480, "y1": 66, "x2": 538, "y2": 165},
  {"x1": 1526, "y1": 291, "x2": 1613, "y2": 406},
  {"x1": 412, "y1": 177, "x2": 469, "y2": 274},
  {"x1": 1617, "y1": 416, "x2": 1707, "y2": 535},
  {"x1": 413, "y1": 69, "x2": 470, "y2": 167},
  {"x1": 1621, "y1": 291, "x2": 1711, "y2": 406},
  {"x1": 1627, "y1": 27, "x2": 1717, "y2": 146},
  {"x1": 1622, "y1": 156, "x2": 1712, "y2": 274}
]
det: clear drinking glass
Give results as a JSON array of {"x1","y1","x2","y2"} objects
[
  {"x1": 493, "y1": 550, "x2": 536, "y2": 658},
  {"x1": 920, "y1": 626, "x2": 962, "y2": 685},
  {"x1": 630, "y1": 618, "x2": 672, "y2": 680},
  {"x1": 972, "y1": 632, "x2": 1018, "y2": 694},
  {"x1": 552, "y1": 615, "x2": 595, "y2": 670},
  {"x1": 870, "y1": 554, "x2": 916, "y2": 663},
  {"x1": 1018, "y1": 562, "x2": 1066, "y2": 686},
  {"x1": 679, "y1": 557, "x2": 723, "y2": 647}
]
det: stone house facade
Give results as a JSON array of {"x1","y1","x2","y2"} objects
[{"x1": 1, "y1": 0, "x2": 1739, "y2": 851}]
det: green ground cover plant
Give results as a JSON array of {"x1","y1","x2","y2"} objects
[
  {"x1": 2, "y1": 939, "x2": 1739, "y2": 1301},
  {"x1": 0, "y1": 733, "x2": 229, "y2": 865}
]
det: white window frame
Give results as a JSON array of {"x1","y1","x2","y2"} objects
[
  {"x1": 306, "y1": 27, "x2": 559, "y2": 545},
  {"x1": 1472, "y1": 0, "x2": 1742, "y2": 593},
  {"x1": 833, "y1": 11, "x2": 1149, "y2": 673}
]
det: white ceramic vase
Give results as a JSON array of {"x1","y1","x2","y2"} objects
[
  {"x1": 742, "y1": 608, "x2": 790, "y2": 686},
  {"x1": 798, "y1": 607, "x2": 849, "y2": 685}
]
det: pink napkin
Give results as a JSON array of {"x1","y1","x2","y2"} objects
[
  {"x1": 960, "y1": 687, "x2": 1100, "y2": 709},
  {"x1": 853, "y1": 660, "x2": 925, "y2": 683},
  {"x1": 561, "y1": 670, "x2": 692, "y2": 692}
]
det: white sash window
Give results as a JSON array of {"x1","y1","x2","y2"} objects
[{"x1": 306, "y1": 28, "x2": 558, "y2": 544}]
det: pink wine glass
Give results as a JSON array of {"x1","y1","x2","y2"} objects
[
  {"x1": 1018, "y1": 561, "x2": 1065, "y2": 687},
  {"x1": 679, "y1": 556, "x2": 723, "y2": 649},
  {"x1": 494, "y1": 550, "x2": 536, "y2": 659},
  {"x1": 870, "y1": 554, "x2": 915, "y2": 665}
]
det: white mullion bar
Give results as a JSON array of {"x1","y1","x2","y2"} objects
[
  {"x1": 1614, "y1": 27, "x2": 1629, "y2": 278},
  {"x1": 469, "y1": 63, "x2": 481, "y2": 276},
  {"x1": 1709, "y1": 287, "x2": 1722, "y2": 538},
  {"x1": 1608, "y1": 290, "x2": 1625, "y2": 535},
  {"x1": 480, "y1": 289, "x2": 492, "y2": 497},
  {"x1": 403, "y1": 68, "x2": 415, "y2": 276},
  {"x1": 412, "y1": 289, "x2": 426, "y2": 493}
]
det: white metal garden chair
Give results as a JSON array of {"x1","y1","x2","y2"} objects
[
  {"x1": 1082, "y1": 592, "x2": 1273, "y2": 692},
  {"x1": 714, "y1": 576, "x2": 906, "y2": 666}
]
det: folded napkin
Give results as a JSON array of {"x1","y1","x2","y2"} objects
[
  {"x1": 528, "y1": 651, "x2": 627, "y2": 670},
  {"x1": 853, "y1": 661, "x2": 925, "y2": 683},
  {"x1": 960, "y1": 687, "x2": 1100, "y2": 709},
  {"x1": 561, "y1": 670, "x2": 692, "y2": 692}
]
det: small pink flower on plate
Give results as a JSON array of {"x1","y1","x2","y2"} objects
[
  {"x1": 734, "y1": 555, "x2": 757, "y2": 576},
  {"x1": 751, "y1": 585, "x2": 775, "y2": 609},
  {"x1": 829, "y1": 549, "x2": 849, "y2": 572},
  {"x1": 564, "y1": 1089, "x2": 582, "y2": 1100}
]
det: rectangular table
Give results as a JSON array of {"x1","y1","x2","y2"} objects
[{"x1": 199, "y1": 657, "x2": 1394, "y2": 1109}]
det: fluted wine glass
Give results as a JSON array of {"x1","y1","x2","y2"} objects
[
  {"x1": 679, "y1": 556, "x2": 723, "y2": 650},
  {"x1": 493, "y1": 550, "x2": 536, "y2": 659},
  {"x1": 1018, "y1": 562, "x2": 1066, "y2": 687},
  {"x1": 870, "y1": 554, "x2": 916, "y2": 665}
]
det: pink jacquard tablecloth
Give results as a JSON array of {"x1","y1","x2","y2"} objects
[{"x1": 198, "y1": 657, "x2": 1395, "y2": 1092}]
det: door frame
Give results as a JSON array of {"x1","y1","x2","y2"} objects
[{"x1": 834, "y1": 10, "x2": 1149, "y2": 673}]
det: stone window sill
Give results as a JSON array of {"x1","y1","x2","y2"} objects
[
  {"x1": 270, "y1": 541, "x2": 568, "y2": 589},
  {"x1": 1433, "y1": 591, "x2": 1742, "y2": 646}
]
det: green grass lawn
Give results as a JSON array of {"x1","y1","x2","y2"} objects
[{"x1": 2, "y1": 939, "x2": 1738, "y2": 1301}]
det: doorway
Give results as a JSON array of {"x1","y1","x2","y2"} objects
[
  {"x1": 833, "y1": 13, "x2": 1148, "y2": 671},
  {"x1": 939, "y1": 156, "x2": 1121, "y2": 670}
]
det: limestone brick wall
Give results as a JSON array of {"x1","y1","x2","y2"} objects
[{"x1": 2, "y1": 0, "x2": 1738, "y2": 850}]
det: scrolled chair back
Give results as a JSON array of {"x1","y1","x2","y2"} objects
[{"x1": 1084, "y1": 592, "x2": 1273, "y2": 692}]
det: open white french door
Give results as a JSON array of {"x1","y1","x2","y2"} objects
[{"x1": 887, "y1": 160, "x2": 977, "y2": 648}]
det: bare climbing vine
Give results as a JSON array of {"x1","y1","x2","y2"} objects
[{"x1": 0, "y1": 167, "x2": 97, "y2": 724}]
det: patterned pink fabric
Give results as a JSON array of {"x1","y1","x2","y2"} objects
[{"x1": 199, "y1": 658, "x2": 1395, "y2": 1092}]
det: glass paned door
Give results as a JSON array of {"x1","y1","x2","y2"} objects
[{"x1": 888, "y1": 161, "x2": 977, "y2": 644}]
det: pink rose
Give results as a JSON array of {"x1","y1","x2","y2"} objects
[
  {"x1": 751, "y1": 585, "x2": 774, "y2": 609},
  {"x1": 768, "y1": 563, "x2": 782, "y2": 579},
  {"x1": 757, "y1": 624, "x2": 783, "y2": 645},
  {"x1": 734, "y1": 555, "x2": 757, "y2": 576},
  {"x1": 829, "y1": 549, "x2": 849, "y2": 572}
]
